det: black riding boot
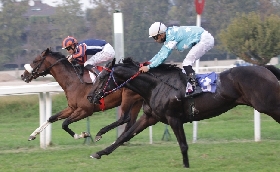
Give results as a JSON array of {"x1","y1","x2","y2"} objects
[
  {"x1": 85, "y1": 65, "x2": 99, "y2": 76},
  {"x1": 183, "y1": 66, "x2": 203, "y2": 98}
]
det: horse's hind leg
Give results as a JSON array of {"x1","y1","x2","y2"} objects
[
  {"x1": 90, "y1": 113, "x2": 158, "y2": 159},
  {"x1": 166, "y1": 116, "x2": 189, "y2": 168},
  {"x1": 28, "y1": 107, "x2": 73, "y2": 141},
  {"x1": 263, "y1": 107, "x2": 280, "y2": 124},
  {"x1": 251, "y1": 92, "x2": 280, "y2": 124}
]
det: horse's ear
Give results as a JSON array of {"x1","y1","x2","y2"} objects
[
  {"x1": 45, "y1": 48, "x2": 50, "y2": 54},
  {"x1": 42, "y1": 47, "x2": 52, "y2": 56},
  {"x1": 41, "y1": 49, "x2": 47, "y2": 56}
]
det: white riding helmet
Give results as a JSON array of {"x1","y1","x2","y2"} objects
[{"x1": 149, "y1": 22, "x2": 167, "y2": 37}]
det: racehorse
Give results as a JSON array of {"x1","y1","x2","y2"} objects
[
  {"x1": 87, "y1": 57, "x2": 280, "y2": 168},
  {"x1": 21, "y1": 48, "x2": 143, "y2": 142}
]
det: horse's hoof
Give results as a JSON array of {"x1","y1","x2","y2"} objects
[
  {"x1": 95, "y1": 135, "x2": 102, "y2": 142},
  {"x1": 28, "y1": 136, "x2": 36, "y2": 141},
  {"x1": 90, "y1": 153, "x2": 101, "y2": 159},
  {"x1": 82, "y1": 132, "x2": 91, "y2": 138}
]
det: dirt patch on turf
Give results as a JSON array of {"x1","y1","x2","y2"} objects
[{"x1": 0, "y1": 73, "x2": 16, "y2": 82}]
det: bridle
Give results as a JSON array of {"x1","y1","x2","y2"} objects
[{"x1": 30, "y1": 53, "x2": 66, "y2": 78}]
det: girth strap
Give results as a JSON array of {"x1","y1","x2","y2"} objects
[{"x1": 187, "y1": 98, "x2": 199, "y2": 123}]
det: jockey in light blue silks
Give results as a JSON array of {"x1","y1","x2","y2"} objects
[{"x1": 139, "y1": 22, "x2": 214, "y2": 98}]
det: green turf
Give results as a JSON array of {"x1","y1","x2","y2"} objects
[{"x1": 0, "y1": 94, "x2": 280, "y2": 171}]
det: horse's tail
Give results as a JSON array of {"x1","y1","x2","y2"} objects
[{"x1": 264, "y1": 65, "x2": 280, "y2": 80}]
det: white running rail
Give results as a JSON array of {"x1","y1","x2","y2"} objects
[{"x1": 0, "y1": 82, "x2": 63, "y2": 148}]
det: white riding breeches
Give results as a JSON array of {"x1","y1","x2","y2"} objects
[
  {"x1": 84, "y1": 43, "x2": 115, "y2": 67},
  {"x1": 182, "y1": 31, "x2": 214, "y2": 66}
]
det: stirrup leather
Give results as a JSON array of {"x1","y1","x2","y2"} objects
[{"x1": 185, "y1": 73, "x2": 202, "y2": 98}]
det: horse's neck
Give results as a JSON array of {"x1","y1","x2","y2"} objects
[
  {"x1": 50, "y1": 65, "x2": 80, "y2": 90},
  {"x1": 120, "y1": 69, "x2": 185, "y2": 101}
]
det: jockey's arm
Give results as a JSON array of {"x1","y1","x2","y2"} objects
[
  {"x1": 148, "y1": 41, "x2": 175, "y2": 69},
  {"x1": 73, "y1": 44, "x2": 86, "y2": 60}
]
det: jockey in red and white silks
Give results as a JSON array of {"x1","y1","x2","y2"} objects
[{"x1": 62, "y1": 36, "x2": 115, "y2": 82}]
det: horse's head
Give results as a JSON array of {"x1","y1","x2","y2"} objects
[
  {"x1": 87, "y1": 58, "x2": 117, "y2": 104},
  {"x1": 21, "y1": 48, "x2": 67, "y2": 83}
]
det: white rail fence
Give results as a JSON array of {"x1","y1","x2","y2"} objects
[{"x1": 0, "y1": 82, "x2": 63, "y2": 148}]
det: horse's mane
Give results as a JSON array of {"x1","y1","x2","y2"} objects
[
  {"x1": 49, "y1": 51, "x2": 65, "y2": 59},
  {"x1": 121, "y1": 57, "x2": 187, "y2": 86},
  {"x1": 44, "y1": 49, "x2": 72, "y2": 67},
  {"x1": 122, "y1": 57, "x2": 181, "y2": 71}
]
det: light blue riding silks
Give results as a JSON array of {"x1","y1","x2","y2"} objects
[{"x1": 148, "y1": 26, "x2": 204, "y2": 69}]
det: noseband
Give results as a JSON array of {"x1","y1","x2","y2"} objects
[{"x1": 30, "y1": 54, "x2": 65, "y2": 78}]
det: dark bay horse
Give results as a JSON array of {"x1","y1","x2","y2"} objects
[
  {"x1": 21, "y1": 48, "x2": 143, "y2": 142},
  {"x1": 87, "y1": 57, "x2": 280, "y2": 168}
]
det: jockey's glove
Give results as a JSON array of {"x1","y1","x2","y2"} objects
[{"x1": 67, "y1": 55, "x2": 73, "y2": 62}]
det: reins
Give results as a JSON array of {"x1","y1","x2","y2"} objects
[
  {"x1": 134, "y1": 60, "x2": 178, "y2": 90},
  {"x1": 70, "y1": 62, "x2": 84, "y2": 84},
  {"x1": 100, "y1": 67, "x2": 141, "y2": 98}
]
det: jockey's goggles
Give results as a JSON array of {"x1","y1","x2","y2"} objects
[
  {"x1": 152, "y1": 22, "x2": 162, "y2": 40},
  {"x1": 152, "y1": 34, "x2": 160, "y2": 40},
  {"x1": 65, "y1": 46, "x2": 72, "y2": 51}
]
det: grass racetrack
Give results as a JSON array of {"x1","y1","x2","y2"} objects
[{"x1": 0, "y1": 94, "x2": 280, "y2": 172}]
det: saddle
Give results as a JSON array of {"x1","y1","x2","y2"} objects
[
  {"x1": 83, "y1": 70, "x2": 93, "y2": 84},
  {"x1": 77, "y1": 65, "x2": 103, "y2": 84}
]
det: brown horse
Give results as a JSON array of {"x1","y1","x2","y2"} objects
[
  {"x1": 87, "y1": 57, "x2": 280, "y2": 168},
  {"x1": 21, "y1": 48, "x2": 143, "y2": 142}
]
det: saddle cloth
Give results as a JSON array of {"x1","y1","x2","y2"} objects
[{"x1": 186, "y1": 72, "x2": 217, "y2": 93}]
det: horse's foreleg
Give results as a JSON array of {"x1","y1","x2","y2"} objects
[
  {"x1": 28, "y1": 121, "x2": 51, "y2": 141},
  {"x1": 95, "y1": 113, "x2": 130, "y2": 142},
  {"x1": 166, "y1": 116, "x2": 189, "y2": 168},
  {"x1": 90, "y1": 113, "x2": 158, "y2": 159},
  {"x1": 116, "y1": 110, "x2": 139, "y2": 140},
  {"x1": 28, "y1": 110, "x2": 70, "y2": 141},
  {"x1": 107, "y1": 99, "x2": 143, "y2": 141}
]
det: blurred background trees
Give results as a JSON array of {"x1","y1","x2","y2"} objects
[
  {"x1": 0, "y1": 0, "x2": 280, "y2": 69},
  {"x1": 0, "y1": 0, "x2": 28, "y2": 68},
  {"x1": 218, "y1": 12, "x2": 280, "y2": 65}
]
